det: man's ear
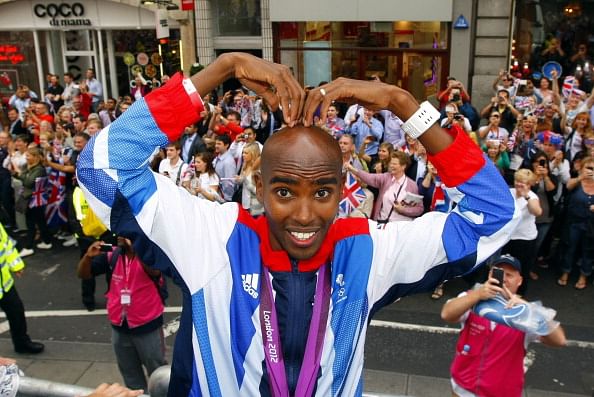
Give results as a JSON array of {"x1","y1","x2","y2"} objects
[{"x1": 254, "y1": 171, "x2": 263, "y2": 204}]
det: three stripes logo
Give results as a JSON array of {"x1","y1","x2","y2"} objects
[{"x1": 241, "y1": 273, "x2": 259, "y2": 299}]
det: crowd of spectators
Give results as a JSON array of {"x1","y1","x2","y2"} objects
[{"x1": 0, "y1": 47, "x2": 592, "y2": 301}]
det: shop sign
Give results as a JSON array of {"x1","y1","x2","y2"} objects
[
  {"x1": 33, "y1": 2, "x2": 92, "y2": 27},
  {"x1": 0, "y1": 45, "x2": 25, "y2": 65}
]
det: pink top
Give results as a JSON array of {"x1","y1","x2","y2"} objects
[
  {"x1": 451, "y1": 312, "x2": 526, "y2": 397},
  {"x1": 106, "y1": 253, "x2": 164, "y2": 329}
]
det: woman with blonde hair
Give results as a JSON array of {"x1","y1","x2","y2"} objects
[
  {"x1": 501, "y1": 168, "x2": 542, "y2": 294},
  {"x1": 12, "y1": 146, "x2": 53, "y2": 257},
  {"x1": 236, "y1": 142, "x2": 263, "y2": 216}
]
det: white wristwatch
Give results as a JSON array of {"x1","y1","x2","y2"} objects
[{"x1": 401, "y1": 101, "x2": 441, "y2": 139}]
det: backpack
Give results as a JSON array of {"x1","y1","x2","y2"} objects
[{"x1": 106, "y1": 248, "x2": 168, "y2": 304}]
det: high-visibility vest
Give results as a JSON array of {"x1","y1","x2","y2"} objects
[
  {"x1": 73, "y1": 187, "x2": 107, "y2": 238},
  {"x1": 0, "y1": 223, "x2": 24, "y2": 299}
]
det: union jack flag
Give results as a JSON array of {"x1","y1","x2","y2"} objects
[
  {"x1": 45, "y1": 169, "x2": 68, "y2": 228},
  {"x1": 338, "y1": 171, "x2": 366, "y2": 217},
  {"x1": 29, "y1": 177, "x2": 48, "y2": 208},
  {"x1": 562, "y1": 76, "x2": 576, "y2": 98}
]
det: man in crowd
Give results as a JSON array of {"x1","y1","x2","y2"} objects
[
  {"x1": 85, "y1": 68, "x2": 103, "y2": 113},
  {"x1": 0, "y1": 132, "x2": 15, "y2": 230},
  {"x1": 349, "y1": 107, "x2": 384, "y2": 164},
  {"x1": 0, "y1": 223, "x2": 44, "y2": 354},
  {"x1": 6, "y1": 108, "x2": 27, "y2": 136},
  {"x1": 480, "y1": 89, "x2": 520, "y2": 133},
  {"x1": 211, "y1": 108, "x2": 244, "y2": 141},
  {"x1": 213, "y1": 134, "x2": 238, "y2": 201},
  {"x1": 45, "y1": 74, "x2": 64, "y2": 113},
  {"x1": 442, "y1": 255, "x2": 566, "y2": 396},
  {"x1": 179, "y1": 123, "x2": 206, "y2": 163},
  {"x1": 78, "y1": 237, "x2": 167, "y2": 391},
  {"x1": 99, "y1": 98, "x2": 118, "y2": 127},
  {"x1": 77, "y1": 53, "x2": 518, "y2": 396},
  {"x1": 8, "y1": 85, "x2": 38, "y2": 117},
  {"x1": 158, "y1": 141, "x2": 188, "y2": 186},
  {"x1": 61, "y1": 72, "x2": 77, "y2": 108},
  {"x1": 339, "y1": 133, "x2": 366, "y2": 171}
]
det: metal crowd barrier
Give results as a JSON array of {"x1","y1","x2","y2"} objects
[{"x1": 9, "y1": 365, "x2": 403, "y2": 397}]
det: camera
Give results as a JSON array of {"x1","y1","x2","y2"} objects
[
  {"x1": 453, "y1": 113, "x2": 464, "y2": 121},
  {"x1": 539, "y1": 159, "x2": 547, "y2": 167},
  {"x1": 99, "y1": 244, "x2": 113, "y2": 252},
  {"x1": 452, "y1": 94, "x2": 461, "y2": 102}
]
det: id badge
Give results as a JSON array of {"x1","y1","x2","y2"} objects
[{"x1": 120, "y1": 289, "x2": 131, "y2": 306}]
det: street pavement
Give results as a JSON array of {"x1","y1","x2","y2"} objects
[{"x1": 0, "y1": 234, "x2": 592, "y2": 396}]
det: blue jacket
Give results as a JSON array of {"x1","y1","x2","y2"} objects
[{"x1": 77, "y1": 74, "x2": 519, "y2": 396}]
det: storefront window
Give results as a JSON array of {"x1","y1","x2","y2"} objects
[
  {"x1": 0, "y1": 31, "x2": 38, "y2": 100},
  {"x1": 213, "y1": 0, "x2": 261, "y2": 36},
  {"x1": 111, "y1": 29, "x2": 181, "y2": 97},
  {"x1": 514, "y1": 0, "x2": 594, "y2": 88},
  {"x1": 276, "y1": 21, "x2": 448, "y2": 100}
]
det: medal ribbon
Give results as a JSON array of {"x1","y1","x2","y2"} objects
[{"x1": 259, "y1": 263, "x2": 331, "y2": 397}]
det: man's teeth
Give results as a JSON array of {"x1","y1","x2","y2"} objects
[{"x1": 290, "y1": 231, "x2": 316, "y2": 240}]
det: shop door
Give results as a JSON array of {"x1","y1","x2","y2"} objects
[
  {"x1": 61, "y1": 30, "x2": 98, "y2": 82},
  {"x1": 358, "y1": 50, "x2": 448, "y2": 101}
]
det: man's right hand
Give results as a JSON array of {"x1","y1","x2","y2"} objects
[
  {"x1": 191, "y1": 53, "x2": 304, "y2": 127},
  {"x1": 86, "y1": 241, "x2": 105, "y2": 258}
]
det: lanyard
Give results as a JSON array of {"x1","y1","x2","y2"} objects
[{"x1": 259, "y1": 263, "x2": 331, "y2": 397}]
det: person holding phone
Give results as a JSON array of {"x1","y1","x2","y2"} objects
[
  {"x1": 442, "y1": 255, "x2": 566, "y2": 397},
  {"x1": 77, "y1": 237, "x2": 167, "y2": 391}
]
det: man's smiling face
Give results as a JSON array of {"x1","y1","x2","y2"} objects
[{"x1": 256, "y1": 126, "x2": 343, "y2": 260}]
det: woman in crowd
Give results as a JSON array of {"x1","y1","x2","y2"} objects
[
  {"x1": 130, "y1": 74, "x2": 150, "y2": 101},
  {"x1": 485, "y1": 139, "x2": 510, "y2": 176},
  {"x1": 236, "y1": 142, "x2": 263, "y2": 216},
  {"x1": 182, "y1": 151, "x2": 222, "y2": 202},
  {"x1": 14, "y1": 147, "x2": 52, "y2": 257},
  {"x1": 534, "y1": 76, "x2": 556, "y2": 104},
  {"x1": 502, "y1": 168, "x2": 542, "y2": 295},
  {"x1": 564, "y1": 111, "x2": 592, "y2": 163},
  {"x1": 349, "y1": 151, "x2": 423, "y2": 223},
  {"x1": 529, "y1": 150, "x2": 558, "y2": 280},
  {"x1": 558, "y1": 156, "x2": 594, "y2": 289},
  {"x1": 418, "y1": 161, "x2": 451, "y2": 300},
  {"x1": 371, "y1": 142, "x2": 394, "y2": 174}
]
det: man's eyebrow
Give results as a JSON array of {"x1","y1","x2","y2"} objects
[
  {"x1": 269, "y1": 176, "x2": 299, "y2": 185},
  {"x1": 314, "y1": 177, "x2": 339, "y2": 186},
  {"x1": 268, "y1": 176, "x2": 339, "y2": 186}
]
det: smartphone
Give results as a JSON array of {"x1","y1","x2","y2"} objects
[
  {"x1": 492, "y1": 267, "x2": 504, "y2": 286},
  {"x1": 539, "y1": 159, "x2": 546, "y2": 167},
  {"x1": 99, "y1": 244, "x2": 113, "y2": 252}
]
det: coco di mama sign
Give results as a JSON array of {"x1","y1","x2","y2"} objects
[{"x1": 33, "y1": 2, "x2": 92, "y2": 27}]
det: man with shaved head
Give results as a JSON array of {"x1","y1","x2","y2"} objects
[{"x1": 78, "y1": 53, "x2": 519, "y2": 396}]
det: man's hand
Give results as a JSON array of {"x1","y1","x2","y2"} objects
[
  {"x1": 303, "y1": 78, "x2": 418, "y2": 127},
  {"x1": 191, "y1": 53, "x2": 304, "y2": 127},
  {"x1": 85, "y1": 241, "x2": 105, "y2": 258},
  {"x1": 477, "y1": 277, "x2": 504, "y2": 301},
  {"x1": 81, "y1": 383, "x2": 143, "y2": 397}
]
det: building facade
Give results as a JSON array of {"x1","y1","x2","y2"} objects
[
  {"x1": 0, "y1": 0, "x2": 186, "y2": 101},
  {"x1": 1, "y1": 0, "x2": 590, "y2": 106}
]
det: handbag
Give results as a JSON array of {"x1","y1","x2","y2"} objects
[{"x1": 15, "y1": 195, "x2": 28, "y2": 213}]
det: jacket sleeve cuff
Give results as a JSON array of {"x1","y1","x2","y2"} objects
[
  {"x1": 144, "y1": 73, "x2": 205, "y2": 142},
  {"x1": 428, "y1": 124, "x2": 485, "y2": 187}
]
